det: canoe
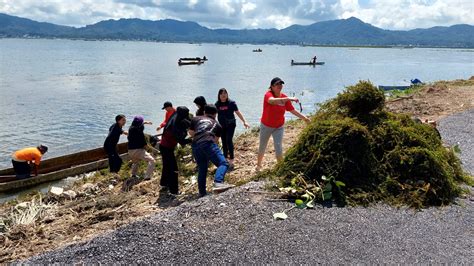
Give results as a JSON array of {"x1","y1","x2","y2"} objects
[
  {"x1": 178, "y1": 61, "x2": 203, "y2": 66},
  {"x1": 378, "y1": 85, "x2": 411, "y2": 91},
  {"x1": 0, "y1": 143, "x2": 129, "y2": 193},
  {"x1": 252, "y1": 49, "x2": 262, "y2": 52},
  {"x1": 179, "y1": 57, "x2": 208, "y2": 61},
  {"x1": 291, "y1": 61, "x2": 325, "y2": 66}
]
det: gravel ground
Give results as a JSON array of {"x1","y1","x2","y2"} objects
[
  {"x1": 27, "y1": 111, "x2": 474, "y2": 264},
  {"x1": 438, "y1": 109, "x2": 474, "y2": 175}
]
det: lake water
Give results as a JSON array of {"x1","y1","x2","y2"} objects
[{"x1": 0, "y1": 39, "x2": 473, "y2": 168}]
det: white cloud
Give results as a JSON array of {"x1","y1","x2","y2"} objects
[{"x1": 0, "y1": 0, "x2": 472, "y2": 29}]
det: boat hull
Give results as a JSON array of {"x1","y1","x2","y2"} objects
[
  {"x1": 291, "y1": 62, "x2": 325, "y2": 66},
  {"x1": 0, "y1": 143, "x2": 128, "y2": 192},
  {"x1": 378, "y1": 85, "x2": 411, "y2": 91},
  {"x1": 178, "y1": 61, "x2": 203, "y2": 65}
]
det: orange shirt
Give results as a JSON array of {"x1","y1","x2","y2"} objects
[{"x1": 12, "y1": 147, "x2": 43, "y2": 165}]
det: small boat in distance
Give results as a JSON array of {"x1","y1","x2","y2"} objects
[
  {"x1": 179, "y1": 56, "x2": 208, "y2": 61},
  {"x1": 178, "y1": 60, "x2": 204, "y2": 66},
  {"x1": 291, "y1": 60, "x2": 325, "y2": 66},
  {"x1": 0, "y1": 143, "x2": 129, "y2": 192},
  {"x1": 378, "y1": 85, "x2": 411, "y2": 91},
  {"x1": 252, "y1": 48, "x2": 262, "y2": 52},
  {"x1": 378, "y1": 78, "x2": 423, "y2": 91},
  {"x1": 178, "y1": 56, "x2": 207, "y2": 66}
]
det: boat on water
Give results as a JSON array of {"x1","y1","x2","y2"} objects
[
  {"x1": 252, "y1": 49, "x2": 262, "y2": 52},
  {"x1": 291, "y1": 60, "x2": 325, "y2": 66},
  {"x1": 178, "y1": 60, "x2": 204, "y2": 66},
  {"x1": 378, "y1": 85, "x2": 411, "y2": 91},
  {"x1": 179, "y1": 57, "x2": 208, "y2": 61},
  {"x1": 378, "y1": 79, "x2": 423, "y2": 91},
  {"x1": 0, "y1": 143, "x2": 129, "y2": 193}
]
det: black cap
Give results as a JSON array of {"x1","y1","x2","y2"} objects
[
  {"x1": 162, "y1": 101, "x2": 173, "y2": 110},
  {"x1": 38, "y1": 145, "x2": 48, "y2": 153},
  {"x1": 271, "y1": 77, "x2": 284, "y2": 86}
]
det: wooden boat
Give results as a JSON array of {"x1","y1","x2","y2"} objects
[
  {"x1": 291, "y1": 61, "x2": 325, "y2": 66},
  {"x1": 0, "y1": 143, "x2": 129, "y2": 193},
  {"x1": 178, "y1": 60, "x2": 203, "y2": 66},
  {"x1": 179, "y1": 57, "x2": 208, "y2": 61},
  {"x1": 378, "y1": 85, "x2": 411, "y2": 91}
]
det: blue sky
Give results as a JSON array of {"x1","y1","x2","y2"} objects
[{"x1": 0, "y1": 0, "x2": 472, "y2": 30}]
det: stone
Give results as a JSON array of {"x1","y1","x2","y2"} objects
[
  {"x1": 81, "y1": 183, "x2": 98, "y2": 193},
  {"x1": 15, "y1": 202, "x2": 29, "y2": 209},
  {"x1": 49, "y1": 186, "x2": 64, "y2": 196},
  {"x1": 63, "y1": 190, "x2": 77, "y2": 199}
]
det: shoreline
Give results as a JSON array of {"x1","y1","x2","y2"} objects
[
  {"x1": 1, "y1": 37, "x2": 474, "y2": 49},
  {"x1": 1, "y1": 77, "x2": 473, "y2": 262}
]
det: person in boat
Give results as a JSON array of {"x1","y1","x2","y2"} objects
[
  {"x1": 215, "y1": 88, "x2": 250, "y2": 170},
  {"x1": 256, "y1": 77, "x2": 310, "y2": 172},
  {"x1": 128, "y1": 115, "x2": 155, "y2": 180},
  {"x1": 311, "y1": 56, "x2": 317, "y2": 64},
  {"x1": 189, "y1": 104, "x2": 235, "y2": 197},
  {"x1": 11, "y1": 145, "x2": 48, "y2": 178},
  {"x1": 159, "y1": 106, "x2": 192, "y2": 195},
  {"x1": 202, "y1": 56, "x2": 207, "y2": 61},
  {"x1": 104, "y1": 114, "x2": 128, "y2": 174},
  {"x1": 156, "y1": 101, "x2": 176, "y2": 132},
  {"x1": 194, "y1": 96, "x2": 207, "y2": 116}
]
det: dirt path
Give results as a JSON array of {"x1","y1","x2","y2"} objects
[
  {"x1": 1, "y1": 78, "x2": 473, "y2": 262},
  {"x1": 386, "y1": 78, "x2": 474, "y2": 121}
]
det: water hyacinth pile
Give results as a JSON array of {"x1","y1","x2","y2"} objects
[{"x1": 276, "y1": 81, "x2": 469, "y2": 207}]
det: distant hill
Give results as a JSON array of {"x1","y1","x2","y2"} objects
[{"x1": 0, "y1": 13, "x2": 473, "y2": 47}]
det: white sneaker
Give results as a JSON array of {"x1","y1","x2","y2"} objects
[{"x1": 212, "y1": 182, "x2": 235, "y2": 192}]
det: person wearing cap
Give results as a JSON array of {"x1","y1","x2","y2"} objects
[
  {"x1": 104, "y1": 114, "x2": 128, "y2": 174},
  {"x1": 256, "y1": 77, "x2": 310, "y2": 171},
  {"x1": 189, "y1": 104, "x2": 235, "y2": 197},
  {"x1": 193, "y1": 96, "x2": 207, "y2": 116},
  {"x1": 127, "y1": 115, "x2": 155, "y2": 180},
  {"x1": 11, "y1": 145, "x2": 48, "y2": 178},
  {"x1": 156, "y1": 101, "x2": 176, "y2": 132}
]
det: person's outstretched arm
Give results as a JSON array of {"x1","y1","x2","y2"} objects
[
  {"x1": 289, "y1": 109, "x2": 310, "y2": 124},
  {"x1": 235, "y1": 111, "x2": 250, "y2": 129}
]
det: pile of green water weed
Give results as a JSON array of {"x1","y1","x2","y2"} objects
[{"x1": 276, "y1": 81, "x2": 470, "y2": 208}]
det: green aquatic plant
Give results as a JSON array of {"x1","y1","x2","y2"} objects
[{"x1": 276, "y1": 80, "x2": 469, "y2": 207}]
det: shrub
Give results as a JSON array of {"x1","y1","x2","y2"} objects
[{"x1": 276, "y1": 81, "x2": 468, "y2": 207}]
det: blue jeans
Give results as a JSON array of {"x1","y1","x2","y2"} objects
[{"x1": 192, "y1": 141, "x2": 229, "y2": 196}]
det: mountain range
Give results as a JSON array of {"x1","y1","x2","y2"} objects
[{"x1": 1, "y1": 13, "x2": 473, "y2": 47}]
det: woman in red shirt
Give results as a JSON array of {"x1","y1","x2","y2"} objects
[{"x1": 257, "y1": 77, "x2": 310, "y2": 171}]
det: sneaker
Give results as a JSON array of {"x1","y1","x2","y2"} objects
[{"x1": 212, "y1": 182, "x2": 235, "y2": 193}]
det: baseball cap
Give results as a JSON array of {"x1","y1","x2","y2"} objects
[
  {"x1": 162, "y1": 101, "x2": 173, "y2": 110},
  {"x1": 271, "y1": 77, "x2": 285, "y2": 86}
]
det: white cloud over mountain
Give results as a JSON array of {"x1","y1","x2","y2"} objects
[{"x1": 0, "y1": 0, "x2": 472, "y2": 29}]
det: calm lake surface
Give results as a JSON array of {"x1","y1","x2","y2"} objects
[{"x1": 0, "y1": 38, "x2": 473, "y2": 168}]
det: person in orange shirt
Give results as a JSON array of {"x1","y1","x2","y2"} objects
[
  {"x1": 156, "y1": 101, "x2": 176, "y2": 132},
  {"x1": 11, "y1": 145, "x2": 48, "y2": 178}
]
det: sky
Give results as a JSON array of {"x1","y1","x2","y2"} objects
[{"x1": 0, "y1": 0, "x2": 473, "y2": 30}]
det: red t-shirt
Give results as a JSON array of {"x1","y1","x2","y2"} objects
[
  {"x1": 160, "y1": 108, "x2": 176, "y2": 128},
  {"x1": 260, "y1": 91, "x2": 295, "y2": 128}
]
